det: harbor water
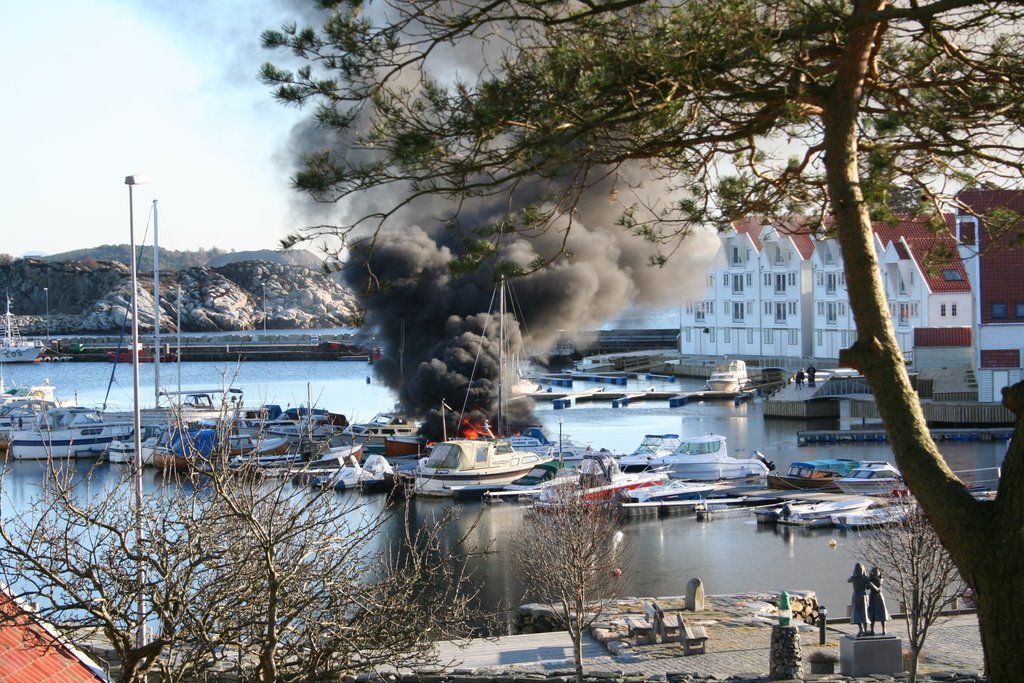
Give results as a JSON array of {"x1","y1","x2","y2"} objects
[{"x1": 0, "y1": 358, "x2": 1007, "y2": 629}]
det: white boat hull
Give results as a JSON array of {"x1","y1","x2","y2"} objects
[{"x1": 0, "y1": 345, "x2": 43, "y2": 363}]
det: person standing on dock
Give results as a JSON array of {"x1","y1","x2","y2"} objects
[
  {"x1": 807, "y1": 365, "x2": 817, "y2": 387},
  {"x1": 795, "y1": 368, "x2": 805, "y2": 390}
]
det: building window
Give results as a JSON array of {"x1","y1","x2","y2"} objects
[
  {"x1": 747, "y1": 328, "x2": 754, "y2": 344},
  {"x1": 788, "y1": 329, "x2": 799, "y2": 345},
  {"x1": 746, "y1": 301, "x2": 753, "y2": 315},
  {"x1": 816, "y1": 272, "x2": 824, "y2": 287},
  {"x1": 951, "y1": 303, "x2": 957, "y2": 316},
  {"x1": 764, "y1": 328, "x2": 774, "y2": 343},
  {"x1": 826, "y1": 272, "x2": 837, "y2": 294},
  {"x1": 826, "y1": 302, "x2": 837, "y2": 324},
  {"x1": 959, "y1": 218, "x2": 977, "y2": 246},
  {"x1": 732, "y1": 277, "x2": 744, "y2": 294},
  {"x1": 943, "y1": 269, "x2": 963, "y2": 282},
  {"x1": 723, "y1": 274, "x2": 729, "y2": 287},
  {"x1": 824, "y1": 247, "x2": 834, "y2": 264},
  {"x1": 899, "y1": 303, "x2": 912, "y2": 325},
  {"x1": 940, "y1": 304, "x2": 947, "y2": 317},
  {"x1": 764, "y1": 302, "x2": 771, "y2": 314},
  {"x1": 788, "y1": 301, "x2": 797, "y2": 315},
  {"x1": 775, "y1": 273, "x2": 787, "y2": 294},
  {"x1": 817, "y1": 301, "x2": 824, "y2": 316},
  {"x1": 695, "y1": 303, "x2": 705, "y2": 321},
  {"x1": 899, "y1": 276, "x2": 907, "y2": 295},
  {"x1": 816, "y1": 330, "x2": 823, "y2": 346},
  {"x1": 746, "y1": 273, "x2": 753, "y2": 286},
  {"x1": 764, "y1": 273, "x2": 772, "y2": 287},
  {"x1": 775, "y1": 303, "x2": 787, "y2": 323},
  {"x1": 774, "y1": 245, "x2": 784, "y2": 264},
  {"x1": 787, "y1": 272, "x2": 796, "y2": 286},
  {"x1": 731, "y1": 246, "x2": 742, "y2": 265},
  {"x1": 839, "y1": 302, "x2": 847, "y2": 316},
  {"x1": 733, "y1": 302, "x2": 745, "y2": 322},
  {"x1": 723, "y1": 327, "x2": 731, "y2": 343},
  {"x1": 992, "y1": 303, "x2": 1009, "y2": 319}
]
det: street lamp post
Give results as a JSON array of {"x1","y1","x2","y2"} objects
[
  {"x1": 262, "y1": 283, "x2": 268, "y2": 336},
  {"x1": 125, "y1": 173, "x2": 149, "y2": 650},
  {"x1": 43, "y1": 287, "x2": 49, "y2": 339}
]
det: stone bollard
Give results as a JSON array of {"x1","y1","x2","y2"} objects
[
  {"x1": 769, "y1": 624, "x2": 803, "y2": 680},
  {"x1": 685, "y1": 577, "x2": 705, "y2": 611}
]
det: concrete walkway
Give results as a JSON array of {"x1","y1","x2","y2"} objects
[{"x1": 436, "y1": 612, "x2": 984, "y2": 680}]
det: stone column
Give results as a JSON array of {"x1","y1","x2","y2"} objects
[{"x1": 769, "y1": 624, "x2": 803, "y2": 680}]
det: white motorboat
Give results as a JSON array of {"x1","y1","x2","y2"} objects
[
  {"x1": 534, "y1": 453, "x2": 667, "y2": 505},
  {"x1": 106, "y1": 423, "x2": 166, "y2": 465},
  {"x1": 832, "y1": 501, "x2": 913, "y2": 529},
  {"x1": 622, "y1": 433, "x2": 772, "y2": 481},
  {"x1": 337, "y1": 412, "x2": 419, "y2": 447},
  {"x1": 505, "y1": 426, "x2": 600, "y2": 464},
  {"x1": 615, "y1": 433, "x2": 683, "y2": 471},
  {"x1": 8, "y1": 407, "x2": 133, "y2": 460},
  {"x1": 623, "y1": 479, "x2": 719, "y2": 503},
  {"x1": 755, "y1": 496, "x2": 877, "y2": 527},
  {"x1": 705, "y1": 359, "x2": 749, "y2": 392},
  {"x1": 834, "y1": 461, "x2": 906, "y2": 496},
  {"x1": 0, "y1": 399, "x2": 60, "y2": 449},
  {"x1": 408, "y1": 438, "x2": 549, "y2": 497},
  {"x1": 310, "y1": 453, "x2": 394, "y2": 492},
  {"x1": 0, "y1": 296, "x2": 44, "y2": 364}
]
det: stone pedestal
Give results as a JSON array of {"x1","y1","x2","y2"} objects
[
  {"x1": 839, "y1": 634, "x2": 903, "y2": 676},
  {"x1": 769, "y1": 625, "x2": 803, "y2": 680},
  {"x1": 685, "y1": 577, "x2": 705, "y2": 611}
]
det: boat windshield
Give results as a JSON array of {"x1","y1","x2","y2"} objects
[
  {"x1": 674, "y1": 439, "x2": 722, "y2": 455},
  {"x1": 425, "y1": 442, "x2": 464, "y2": 469}
]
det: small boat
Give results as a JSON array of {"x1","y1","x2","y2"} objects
[
  {"x1": 105, "y1": 423, "x2": 166, "y2": 465},
  {"x1": 8, "y1": 407, "x2": 133, "y2": 460},
  {"x1": 615, "y1": 433, "x2": 682, "y2": 471},
  {"x1": 406, "y1": 438, "x2": 549, "y2": 497},
  {"x1": 106, "y1": 345, "x2": 178, "y2": 363},
  {"x1": 338, "y1": 412, "x2": 418, "y2": 447},
  {"x1": 152, "y1": 427, "x2": 224, "y2": 472},
  {"x1": 505, "y1": 426, "x2": 599, "y2": 464},
  {"x1": 623, "y1": 479, "x2": 719, "y2": 503},
  {"x1": 483, "y1": 460, "x2": 576, "y2": 501},
  {"x1": 226, "y1": 432, "x2": 291, "y2": 457},
  {"x1": 0, "y1": 399, "x2": 59, "y2": 449},
  {"x1": 621, "y1": 433, "x2": 773, "y2": 481},
  {"x1": 755, "y1": 496, "x2": 877, "y2": 527},
  {"x1": 0, "y1": 296, "x2": 44, "y2": 364},
  {"x1": 832, "y1": 502, "x2": 913, "y2": 529},
  {"x1": 264, "y1": 407, "x2": 347, "y2": 447},
  {"x1": 834, "y1": 462, "x2": 906, "y2": 496},
  {"x1": 766, "y1": 459, "x2": 863, "y2": 491},
  {"x1": 383, "y1": 434, "x2": 429, "y2": 459},
  {"x1": 310, "y1": 453, "x2": 394, "y2": 492},
  {"x1": 705, "y1": 359, "x2": 749, "y2": 392},
  {"x1": 534, "y1": 453, "x2": 668, "y2": 505}
]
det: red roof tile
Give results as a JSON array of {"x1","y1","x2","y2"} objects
[
  {"x1": 871, "y1": 215, "x2": 970, "y2": 293},
  {"x1": 0, "y1": 590, "x2": 106, "y2": 683},
  {"x1": 914, "y1": 327, "x2": 972, "y2": 347}
]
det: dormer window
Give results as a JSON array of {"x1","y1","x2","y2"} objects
[{"x1": 942, "y1": 269, "x2": 963, "y2": 282}]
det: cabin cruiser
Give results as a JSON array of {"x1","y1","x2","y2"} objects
[
  {"x1": 505, "y1": 426, "x2": 599, "y2": 464},
  {"x1": 835, "y1": 461, "x2": 905, "y2": 496},
  {"x1": 8, "y1": 407, "x2": 133, "y2": 460},
  {"x1": 338, "y1": 412, "x2": 418, "y2": 447},
  {"x1": 755, "y1": 496, "x2": 877, "y2": 527},
  {"x1": 766, "y1": 458, "x2": 862, "y2": 491},
  {"x1": 620, "y1": 433, "x2": 773, "y2": 481},
  {"x1": 534, "y1": 453, "x2": 667, "y2": 505},
  {"x1": 406, "y1": 438, "x2": 549, "y2": 497},
  {"x1": 705, "y1": 359, "x2": 749, "y2": 392},
  {"x1": 615, "y1": 433, "x2": 682, "y2": 470}
]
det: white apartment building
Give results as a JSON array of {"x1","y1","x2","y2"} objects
[
  {"x1": 680, "y1": 217, "x2": 814, "y2": 359},
  {"x1": 681, "y1": 215, "x2": 971, "y2": 365}
]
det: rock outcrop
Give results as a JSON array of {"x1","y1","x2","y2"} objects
[{"x1": 1, "y1": 258, "x2": 360, "y2": 334}]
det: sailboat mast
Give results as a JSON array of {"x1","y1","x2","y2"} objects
[
  {"x1": 152, "y1": 199, "x2": 161, "y2": 407},
  {"x1": 497, "y1": 276, "x2": 506, "y2": 437}
]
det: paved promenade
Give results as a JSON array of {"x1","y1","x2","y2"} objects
[{"x1": 436, "y1": 595, "x2": 985, "y2": 682}]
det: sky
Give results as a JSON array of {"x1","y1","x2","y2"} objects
[{"x1": 0, "y1": 0, "x2": 315, "y2": 258}]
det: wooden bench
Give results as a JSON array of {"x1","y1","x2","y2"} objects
[
  {"x1": 652, "y1": 602, "x2": 709, "y2": 655},
  {"x1": 623, "y1": 615, "x2": 655, "y2": 644},
  {"x1": 679, "y1": 617, "x2": 709, "y2": 655}
]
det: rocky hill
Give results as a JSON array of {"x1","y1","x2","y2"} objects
[{"x1": 1, "y1": 258, "x2": 359, "y2": 334}]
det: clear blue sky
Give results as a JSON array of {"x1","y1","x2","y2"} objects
[{"x1": 0, "y1": 0, "x2": 315, "y2": 258}]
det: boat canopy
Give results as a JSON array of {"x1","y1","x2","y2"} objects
[
  {"x1": 424, "y1": 439, "x2": 518, "y2": 471},
  {"x1": 672, "y1": 435, "x2": 726, "y2": 455}
]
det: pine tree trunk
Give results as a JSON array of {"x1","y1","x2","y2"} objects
[{"x1": 821, "y1": 3, "x2": 1024, "y2": 682}]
